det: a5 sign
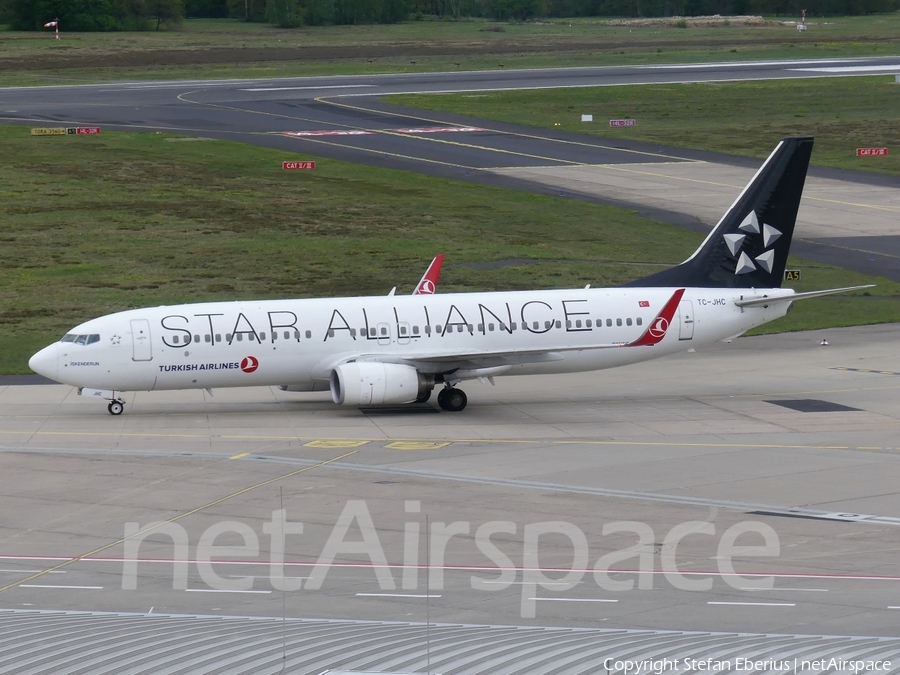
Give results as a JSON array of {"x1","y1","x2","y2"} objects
[{"x1": 784, "y1": 269, "x2": 801, "y2": 282}]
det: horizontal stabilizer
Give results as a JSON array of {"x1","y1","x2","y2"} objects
[{"x1": 735, "y1": 285, "x2": 875, "y2": 308}]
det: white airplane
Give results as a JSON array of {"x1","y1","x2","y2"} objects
[{"x1": 29, "y1": 137, "x2": 869, "y2": 414}]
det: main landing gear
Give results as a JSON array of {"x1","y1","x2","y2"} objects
[
  {"x1": 107, "y1": 400, "x2": 125, "y2": 416},
  {"x1": 437, "y1": 386, "x2": 467, "y2": 412}
]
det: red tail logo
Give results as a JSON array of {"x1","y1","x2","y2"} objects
[
  {"x1": 414, "y1": 254, "x2": 443, "y2": 296},
  {"x1": 630, "y1": 289, "x2": 685, "y2": 346},
  {"x1": 240, "y1": 356, "x2": 259, "y2": 373}
]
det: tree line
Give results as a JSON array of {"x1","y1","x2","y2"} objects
[{"x1": 1, "y1": 0, "x2": 896, "y2": 30}]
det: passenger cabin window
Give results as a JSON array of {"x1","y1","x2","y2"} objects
[
  {"x1": 259, "y1": 332, "x2": 266, "y2": 341},
  {"x1": 226, "y1": 333, "x2": 232, "y2": 342},
  {"x1": 369, "y1": 328, "x2": 377, "y2": 337},
  {"x1": 533, "y1": 322, "x2": 540, "y2": 330},
  {"x1": 400, "y1": 326, "x2": 407, "y2": 335},
  {"x1": 606, "y1": 319, "x2": 613, "y2": 327},
  {"x1": 380, "y1": 327, "x2": 387, "y2": 336},
  {"x1": 305, "y1": 330, "x2": 312, "y2": 339},
  {"x1": 425, "y1": 326, "x2": 431, "y2": 335},
  {"x1": 194, "y1": 334, "x2": 201, "y2": 343},
  {"x1": 215, "y1": 334, "x2": 222, "y2": 343},
  {"x1": 328, "y1": 329, "x2": 335, "y2": 338},
  {"x1": 586, "y1": 320, "x2": 592, "y2": 328},
  {"x1": 489, "y1": 323, "x2": 495, "y2": 331},
  {"x1": 544, "y1": 321, "x2": 551, "y2": 330},
  {"x1": 616, "y1": 318, "x2": 622, "y2": 327},
  {"x1": 637, "y1": 317, "x2": 643, "y2": 326},
  {"x1": 555, "y1": 320, "x2": 562, "y2": 329},
  {"x1": 205, "y1": 334, "x2": 211, "y2": 343},
  {"x1": 350, "y1": 329, "x2": 357, "y2": 337},
  {"x1": 626, "y1": 318, "x2": 632, "y2": 326},
  {"x1": 413, "y1": 325, "x2": 419, "y2": 334},
  {"x1": 237, "y1": 334, "x2": 243, "y2": 342}
]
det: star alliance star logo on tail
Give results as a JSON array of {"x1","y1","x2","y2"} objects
[{"x1": 723, "y1": 211, "x2": 782, "y2": 276}]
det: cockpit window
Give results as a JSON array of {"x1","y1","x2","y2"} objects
[{"x1": 62, "y1": 333, "x2": 101, "y2": 345}]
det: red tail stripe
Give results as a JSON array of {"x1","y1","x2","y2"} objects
[{"x1": 630, "y1": 288, "x2": 685, "y2": 346}]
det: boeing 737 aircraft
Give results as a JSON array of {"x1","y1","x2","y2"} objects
[{"x1": 29, "y1": 138, "x2": 869, "y2": 414}]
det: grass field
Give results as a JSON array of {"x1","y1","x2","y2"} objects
[
  {"x1": 0, "y1": 14, "x2": 898, "y2": 86},
  {"x1": 1, "y1": 124, "x2": 897, "y2": 374},
  {"x1": 388, "y1": 75, "x2": 900, "y2": 174}
]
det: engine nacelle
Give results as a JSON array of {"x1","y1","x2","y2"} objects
[{"x1": 330, "y1": 362, "x2": 431, "y2": 406}]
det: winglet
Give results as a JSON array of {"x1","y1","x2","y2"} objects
[
  {"x1": 413, "y1": 254, "x2": 444, "y2": 295},
  {"x1": 630, "y1": 288, "x2": 685, "y2": 346}
]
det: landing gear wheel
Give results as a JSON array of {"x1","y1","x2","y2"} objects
[
  {"x1": 107, "y1": 401, "x2": 124, "y2": 416},
  {"x1": 415, "y1": 389, "x2": 432, "y2": 404},
  {"x1": 437, "y1": 387, "x2": 467, "y2": 412}
]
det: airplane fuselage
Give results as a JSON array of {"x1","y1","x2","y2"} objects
[{"x1": 31, "y1": 287, "x2": 791, "y2": 394}]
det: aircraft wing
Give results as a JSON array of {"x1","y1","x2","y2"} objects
[
  {"x1": 413, "y1": 255, "x2": 444, "y2": 295},
  {"x1": 352, "y1": 288, "x2": 686, "y2": 374}
]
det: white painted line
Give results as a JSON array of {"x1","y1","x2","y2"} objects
[
  {"x1": 242, "y1": 84, "x2": 376, "y2": 92},
  {"x1": 0, "y1": 570, "x2": 65, "y2": 574},
  {"x1": 741, "y1": 587, "x2": 827, "y2": 592},
  {"x1": 482, "y1": 580, "x2": 569, "y2": 585},
  {"x1": 356, "y1": 593, "x2": 442, "y2": 598},
  {"x1": 185, "y1": 588, "x2": 272, "y2": 594},
  {"x1": 888, "y1": 606, "x2": 900, "y2": 609},
  {"x1": 708, "y1": 601, "x2": 795, "y2": 606},
  {"x1": 529, "y1": 597, "x2": 618, "y2": 603},
  {"x1": 792, "y1": 65, "x2": 900, "y2": 73},
  {"x1": 20, "y1": 584, "x2": 102, "y2": 590}
]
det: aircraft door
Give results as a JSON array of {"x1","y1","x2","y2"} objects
[
  {"x1": 130, "y1": 319, "x2": 153, "y2": 361},
  {"x1": 377, "y1": 322, "x2": 391, "y2": 346},
  {"x1": 397, "y1": 322, "x2": 411, "y2": 345},
  {"x1": 678, "y1": 300, "x2": 694, "y2": 340}
]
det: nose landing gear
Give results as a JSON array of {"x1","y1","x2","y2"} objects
[
  {"x1": 107, "y1": 400, "x2": 125, "y2": 416},
  {"x1": 437, "y1": 386, "x2": 467, "y2": 412}
]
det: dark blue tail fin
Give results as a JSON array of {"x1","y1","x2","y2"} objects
[{"x1": 626, "y1": 137, "x2": 814, "y2": 289}]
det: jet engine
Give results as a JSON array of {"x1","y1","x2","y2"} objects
[{"x1": 330, "y1": 362, "x2": 432, "y2": 406}]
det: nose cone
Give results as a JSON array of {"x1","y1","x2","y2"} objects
[{"x1": 29, "y1": 344, "x2": 59, "y2": 381}]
